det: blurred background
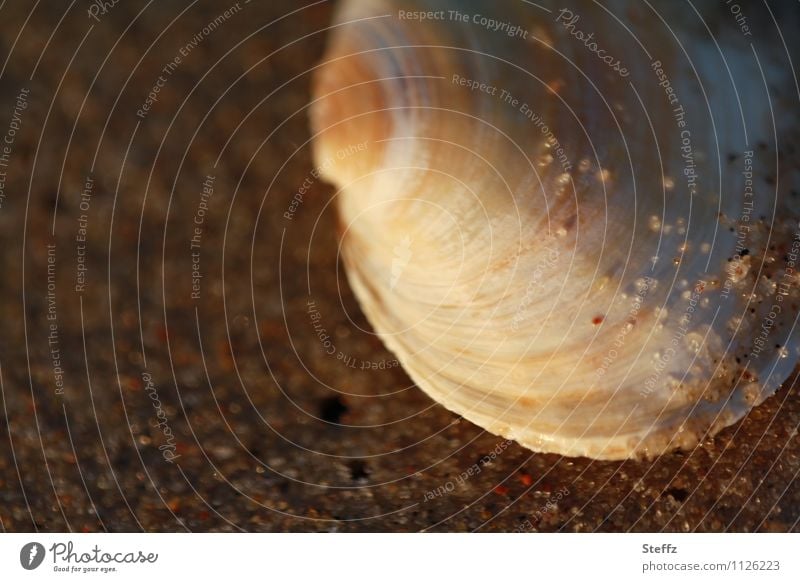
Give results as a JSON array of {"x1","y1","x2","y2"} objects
[{"x1": 0, "y1": 0, "x2": 798, "y2": 532}]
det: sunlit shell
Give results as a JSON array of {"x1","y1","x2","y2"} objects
[{"x1": 310, "y1": 0, "x2": 800, "y2": 459}]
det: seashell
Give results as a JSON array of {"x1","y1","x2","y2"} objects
[{"x1": 309, "y1": 0, "x2": 800, "y2": 459}]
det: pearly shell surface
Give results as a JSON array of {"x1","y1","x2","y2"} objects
[{"x1": 310, "y1": 0, "x2": 800, "y2": 460}]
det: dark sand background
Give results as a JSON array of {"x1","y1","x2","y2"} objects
[{"x1": 0, "y1": 1, "x2": 798, "y2": 532}]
